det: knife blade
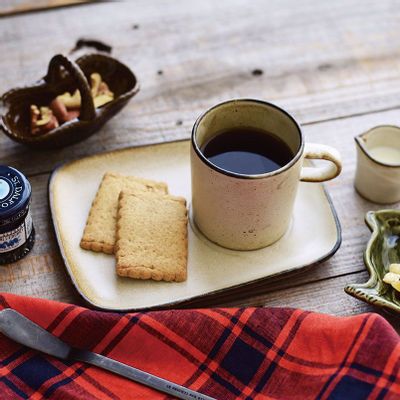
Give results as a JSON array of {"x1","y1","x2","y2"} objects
[{"x1": 0, "y1": 309, "x2": 216, "y2": 400}]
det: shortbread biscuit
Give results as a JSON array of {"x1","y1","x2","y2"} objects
[
  {"x1": 115, "y1": 191, "x2": 188, "y2": 282},
  {"x1": 80, "y1": 173, "x2": 168, "y2": 254}
]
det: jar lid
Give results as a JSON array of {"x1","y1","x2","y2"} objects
[{"x1": 0, "y1": 165, "x2": 31, "y2": 220}]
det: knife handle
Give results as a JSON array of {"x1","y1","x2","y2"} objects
[{"x1": 70, "y1": 349, "x2": 216, "y2": 400}]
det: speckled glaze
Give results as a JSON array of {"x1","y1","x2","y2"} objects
[
  {"x1": 345, "y1": 210, "x2": 400, "y2": 314},
  {"x1": 355, "y1": 125, "x2": 400, "y2": 204},
  {"x1": 191, "y1": 99, "x2": 342, "y2": 250}
]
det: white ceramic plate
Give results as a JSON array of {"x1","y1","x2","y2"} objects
[{"x1": 49, "y1": 140, "x2": 341, "y2": 311}]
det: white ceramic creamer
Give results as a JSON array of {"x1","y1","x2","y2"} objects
[{"x1": 355, "y1": 125, "x2": 400, "y2": 204}]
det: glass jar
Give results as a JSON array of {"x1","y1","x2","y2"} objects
[{"x1": 0, "y1": 165, "x2": 35, "y2": 264}]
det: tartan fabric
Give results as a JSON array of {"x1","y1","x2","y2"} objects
[{"x1": 0, "y1": 293, "x2": 399, "y2": 400}]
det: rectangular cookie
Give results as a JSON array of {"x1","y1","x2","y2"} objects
[
  {"x1": 80, "y1": 172, "x2": 168, "y2": 254},
  {"x1": 115, "y1": 191, "x2": 188, "y2": 282}
]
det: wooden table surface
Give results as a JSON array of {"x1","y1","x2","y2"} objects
[{"x1": 1, "y1": 0, "x2": 399, "y2": 330}]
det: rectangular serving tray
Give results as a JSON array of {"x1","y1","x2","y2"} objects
[{"x1": 49, "y1": 140, "x2": 341, "y2": 311}]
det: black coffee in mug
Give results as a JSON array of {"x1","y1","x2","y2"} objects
[{"x1": 201, "y1": 127, "x2": 294, "y2": 175}]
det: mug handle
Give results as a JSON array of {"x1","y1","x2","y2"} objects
[{"x1": 300, "y1": 143, "x2": 342, "y2": 182}]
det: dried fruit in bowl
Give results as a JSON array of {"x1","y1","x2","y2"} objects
[
  {"x1": 50, "y1": 99, "x2": 79, "y2": 123},
  {"x1": 90, "y1": 72, "x2": 114, "y2": 106},
  {"x1": 30, "y1": 105, "x2": 59, "y2": 135},
  {"x1": 56, "y1": 89, "x2": 81, "y2": 109},
  {"x1": 1, "y1": 53, "x2": 139, "y2": 149},
  {"x1": 29, "y1": 72, "x2": 114, "y2": 135}
]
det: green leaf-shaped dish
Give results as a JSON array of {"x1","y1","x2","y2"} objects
[{"x1": 345, "y1": 210, "x2": 400, "y2": 314}]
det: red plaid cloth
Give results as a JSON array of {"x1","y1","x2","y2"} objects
[{"x1": 0, "y1": 293, "x2": 399, "y2": 399}]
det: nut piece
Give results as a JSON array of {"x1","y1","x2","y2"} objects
[
  {"x1": 30, "y1": 105, "x2": 40, "y2": 129},
  {"x1": 30, "y1": 105, "x2": 59, "y2": 135},
  {"x1": 90, "y1": 73, "x2": 114, "y2": 107},
  {"x1": 35, "y1": 107, "x2": 52, "y2": 126},
  {"x1": 90, "y1": 73, "x2": 102, "y2": 97},
  {"x1": 50, "y1": 99, "x2": 80, "y2": 123},
  {"x1": 50, "y1": 99, "x2": 68, "y2": 122},
  {"x1": 94, "y1": 94, "x2": 114, "y2": 108},
  {"x1": 91, "y1": 72, "x2": 114, "y2": 98},
  {"x1": 98, "y1": 81, "x2": 113, "y2": 97},
  {"x1": 56, "y1": 90, "x2": 81, "y2": 109}
]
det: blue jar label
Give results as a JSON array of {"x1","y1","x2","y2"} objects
[{"x1": 0, "y1": 210, "x2": 32, "y2": 253}]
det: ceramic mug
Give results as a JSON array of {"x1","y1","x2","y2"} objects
[
  {"x1": 355, "y1": 125, "x2": 400, "y2": 204},
  {"x1": 190, "y1": 99, "x2": 342, "y2": 250}
]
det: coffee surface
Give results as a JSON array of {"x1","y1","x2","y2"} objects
[{"x1": 202, "y1": 128, "x2": 294, "y2": 175}]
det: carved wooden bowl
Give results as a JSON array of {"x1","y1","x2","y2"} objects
[{"x1": 0, "y1": 53, "x2": 139, "y2": 149}]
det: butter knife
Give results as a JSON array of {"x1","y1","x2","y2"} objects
[{"x1": 0, "y1": 309, "x2": 215, "y2": 400}]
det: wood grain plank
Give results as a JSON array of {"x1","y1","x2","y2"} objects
[
  {"x1": 1, "y1": 102, "x2": 399, "y2": 317},
  {"x1": 0, "y1": 174, "x2": 79, "y2": 304},
  {"x1": 1, "y1": 0, "x2": 400, "y2": 174},
  {"x1": 0, "y1": 0, "x2": 92, "y2": 17},
  {"x1": 1, "y1": 104, "x2": 400, "y2": 180},
  {"x1": 0, "y1": 0, "x2": 399, "y2": 144},
  {"x1": 187, "y1": 271, "x2": 400, "y2": 331},
  {"x1": 1, "y1": 0, "x2": 400, "y2": 330},
  {"x1": 0, "y1": 171, "x2": 397, "y2": 330}
]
